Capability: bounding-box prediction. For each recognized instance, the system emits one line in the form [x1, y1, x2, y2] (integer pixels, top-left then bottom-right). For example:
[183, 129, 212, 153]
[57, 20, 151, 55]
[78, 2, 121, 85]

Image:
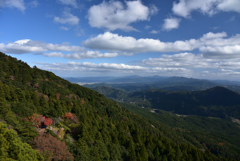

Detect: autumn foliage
[25, 114, 52, 127]
[63, 112, 78, 123]
[30, 114, 43, 127]
[32, 133, 74, 161]
[44, 118, 53, 126]
[63, 112, 74, 119]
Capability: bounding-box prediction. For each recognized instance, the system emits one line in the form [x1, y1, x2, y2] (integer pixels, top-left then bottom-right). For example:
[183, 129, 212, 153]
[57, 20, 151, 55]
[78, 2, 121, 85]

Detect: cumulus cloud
[200, 45, 240, 57]
[172, 0, 240, 18]
[87, 0, 158, 31]
[0, 39, 84, 54]
[2, 31, 240, 63]
[162, 17, 181, 31]
[54, 8, 79, 25]
[58, 0, 78, 8]
[216, 0, 240, 13]
[82, 32, 198, 53]
[199, 32, 240, 59]
[82, 31, 240, 59]
[0, 39, 125, 59]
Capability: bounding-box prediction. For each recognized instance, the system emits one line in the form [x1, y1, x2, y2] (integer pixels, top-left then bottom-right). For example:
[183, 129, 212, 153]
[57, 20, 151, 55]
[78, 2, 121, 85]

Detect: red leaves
[27, 114, 52, 127]
[44, 118, 53, 126]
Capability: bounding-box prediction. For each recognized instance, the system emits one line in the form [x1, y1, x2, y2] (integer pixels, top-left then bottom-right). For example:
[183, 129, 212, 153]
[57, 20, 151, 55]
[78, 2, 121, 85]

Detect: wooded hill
[0, 51, 237, 160]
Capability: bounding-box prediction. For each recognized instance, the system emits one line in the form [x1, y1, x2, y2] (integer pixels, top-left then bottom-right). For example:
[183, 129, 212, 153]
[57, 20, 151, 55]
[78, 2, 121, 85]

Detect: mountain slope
[0, 51, 233, 160]
[119, 102, 240, 160]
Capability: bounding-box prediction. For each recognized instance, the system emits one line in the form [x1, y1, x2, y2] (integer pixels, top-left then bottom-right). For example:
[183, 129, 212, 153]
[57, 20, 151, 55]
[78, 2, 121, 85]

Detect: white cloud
[199, 32, 240, 59]
[82, 32, 198, 53]
[43, 51, 134, 59]
[66, 51, 119, 59]
[37, 61, 147, 73]
[0, 39, 132, 60]
[200, 32, 227, 40]
[58, 0, 78, 8]
[44, 51, 119, 59]
[43, 52, 64, 57]
[35, 61, 191, 77]
[200, 45, 240, 57]
[141, 53, 210, 68]
[82, 31, 240, 59]
[2, 31, 240, 64]
[87, 0, 158, 31]
[1, 0, 26, 12]
[217, 0, 240, 13]
[79, 62, 146, 70]
[162, 17, 181, 31]
[54, 8, 79, 25]
[141, 52, 240, 70]
[0, 39, 84, 54]
[172, 0, 240, 18]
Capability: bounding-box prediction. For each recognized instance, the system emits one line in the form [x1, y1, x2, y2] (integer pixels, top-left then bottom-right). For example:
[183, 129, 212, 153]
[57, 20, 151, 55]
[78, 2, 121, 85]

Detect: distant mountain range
[65, 76, 240, 93]
[91, 85, 240, 119]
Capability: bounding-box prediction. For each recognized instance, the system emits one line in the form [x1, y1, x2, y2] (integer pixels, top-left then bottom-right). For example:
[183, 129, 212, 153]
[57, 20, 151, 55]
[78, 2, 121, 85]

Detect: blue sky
[0, 0, 240, 80]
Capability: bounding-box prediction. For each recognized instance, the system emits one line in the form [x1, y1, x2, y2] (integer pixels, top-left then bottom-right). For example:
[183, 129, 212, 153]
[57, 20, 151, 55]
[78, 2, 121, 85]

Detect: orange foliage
[63, 112, 78, 123]
[63, 112, 74, 119]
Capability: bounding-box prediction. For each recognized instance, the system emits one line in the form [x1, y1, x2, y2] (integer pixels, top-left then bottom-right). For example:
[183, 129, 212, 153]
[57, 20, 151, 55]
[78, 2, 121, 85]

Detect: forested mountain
[0, 51, 238, 160]
[92, 85, 240, 119]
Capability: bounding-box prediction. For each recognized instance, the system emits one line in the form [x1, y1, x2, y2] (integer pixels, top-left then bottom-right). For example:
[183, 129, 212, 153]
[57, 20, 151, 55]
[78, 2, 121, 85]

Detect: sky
[0, 0, 240, 80]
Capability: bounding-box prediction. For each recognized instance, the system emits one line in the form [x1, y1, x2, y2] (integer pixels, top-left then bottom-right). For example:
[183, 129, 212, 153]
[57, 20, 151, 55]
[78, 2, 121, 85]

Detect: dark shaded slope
[94, 85, 240, 119]
[193, 86, 240, 106]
